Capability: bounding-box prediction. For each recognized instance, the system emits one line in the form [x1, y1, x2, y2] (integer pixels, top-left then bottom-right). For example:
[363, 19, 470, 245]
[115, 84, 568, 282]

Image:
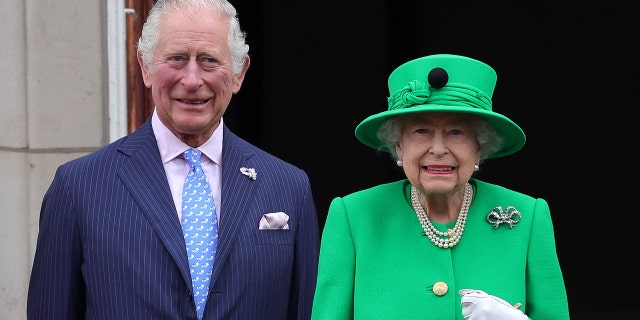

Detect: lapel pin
[240, 167, 257, 180]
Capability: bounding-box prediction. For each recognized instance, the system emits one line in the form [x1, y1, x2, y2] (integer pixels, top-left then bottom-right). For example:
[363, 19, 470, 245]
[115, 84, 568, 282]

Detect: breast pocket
[253, 229, 294, 245]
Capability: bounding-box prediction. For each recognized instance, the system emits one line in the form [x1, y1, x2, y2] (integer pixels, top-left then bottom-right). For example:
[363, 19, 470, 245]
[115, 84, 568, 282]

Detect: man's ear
[137, 51, 153, 88]
[232, 54, 251, 94]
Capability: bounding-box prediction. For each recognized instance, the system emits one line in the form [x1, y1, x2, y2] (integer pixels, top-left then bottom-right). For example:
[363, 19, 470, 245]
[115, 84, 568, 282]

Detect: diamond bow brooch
[486, 206, 521, 228]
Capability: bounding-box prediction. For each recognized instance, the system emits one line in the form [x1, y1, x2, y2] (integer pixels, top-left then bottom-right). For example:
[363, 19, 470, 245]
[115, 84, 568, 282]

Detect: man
[27, 0, 320, 319]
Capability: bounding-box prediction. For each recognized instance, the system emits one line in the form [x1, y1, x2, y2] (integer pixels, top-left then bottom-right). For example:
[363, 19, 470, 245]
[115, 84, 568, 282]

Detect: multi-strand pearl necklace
[411, 183, 472, 248]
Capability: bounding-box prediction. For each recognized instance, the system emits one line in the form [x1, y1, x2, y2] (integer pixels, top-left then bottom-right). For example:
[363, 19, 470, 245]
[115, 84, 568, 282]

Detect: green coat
[312, 179, 569, 320]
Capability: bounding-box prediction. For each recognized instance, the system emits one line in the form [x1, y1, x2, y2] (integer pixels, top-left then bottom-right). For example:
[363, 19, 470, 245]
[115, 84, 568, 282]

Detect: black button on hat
[428, 67, 448, 88]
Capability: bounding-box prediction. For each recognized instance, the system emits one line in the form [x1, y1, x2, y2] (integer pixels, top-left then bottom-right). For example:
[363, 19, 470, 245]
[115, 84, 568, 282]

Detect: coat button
[433, 282, 448, 296]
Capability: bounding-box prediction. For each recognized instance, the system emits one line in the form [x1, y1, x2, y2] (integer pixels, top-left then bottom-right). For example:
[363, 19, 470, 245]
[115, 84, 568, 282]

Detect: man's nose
[181, 60, 203, 89]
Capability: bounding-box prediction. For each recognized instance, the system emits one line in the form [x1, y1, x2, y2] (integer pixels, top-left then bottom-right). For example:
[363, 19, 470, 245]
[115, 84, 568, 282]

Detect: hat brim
[354, 104, 526, 159]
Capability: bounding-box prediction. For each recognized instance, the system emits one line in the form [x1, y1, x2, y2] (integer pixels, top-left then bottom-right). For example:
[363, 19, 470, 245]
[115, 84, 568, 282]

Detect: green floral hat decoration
[355, 54, 526, 159]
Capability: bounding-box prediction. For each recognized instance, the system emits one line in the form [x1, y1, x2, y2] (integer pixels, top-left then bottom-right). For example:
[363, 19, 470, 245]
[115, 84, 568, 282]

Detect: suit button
[433, 282, 448, 296]
[187, 291, 193, 301]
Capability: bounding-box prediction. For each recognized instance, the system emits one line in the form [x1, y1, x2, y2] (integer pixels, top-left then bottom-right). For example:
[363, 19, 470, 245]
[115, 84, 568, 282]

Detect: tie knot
[182, 148, 202, 167]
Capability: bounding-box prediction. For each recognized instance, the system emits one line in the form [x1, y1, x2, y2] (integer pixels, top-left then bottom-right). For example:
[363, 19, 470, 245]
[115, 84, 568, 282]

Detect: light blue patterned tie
[181, 148, 218, 319]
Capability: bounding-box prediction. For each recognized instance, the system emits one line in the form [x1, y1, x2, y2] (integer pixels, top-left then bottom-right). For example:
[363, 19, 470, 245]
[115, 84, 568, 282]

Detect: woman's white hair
[137, 0, 249, 75]
[377, 114, 504, 163]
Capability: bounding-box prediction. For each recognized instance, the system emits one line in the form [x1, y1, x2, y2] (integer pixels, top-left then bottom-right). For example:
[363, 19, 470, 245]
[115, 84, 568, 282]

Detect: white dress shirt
[151, 109, 223, 222]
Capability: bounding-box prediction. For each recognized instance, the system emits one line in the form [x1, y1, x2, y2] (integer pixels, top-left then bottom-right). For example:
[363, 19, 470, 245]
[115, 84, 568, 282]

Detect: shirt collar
[151, 108, 224, 166]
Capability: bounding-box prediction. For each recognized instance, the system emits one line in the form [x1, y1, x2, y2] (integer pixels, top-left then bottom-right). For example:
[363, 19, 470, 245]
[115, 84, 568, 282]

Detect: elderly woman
[311, 54, 569, 319]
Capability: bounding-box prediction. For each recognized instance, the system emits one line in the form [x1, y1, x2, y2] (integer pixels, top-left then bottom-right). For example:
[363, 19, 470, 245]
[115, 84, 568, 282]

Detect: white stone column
[0, 0, 106, 318]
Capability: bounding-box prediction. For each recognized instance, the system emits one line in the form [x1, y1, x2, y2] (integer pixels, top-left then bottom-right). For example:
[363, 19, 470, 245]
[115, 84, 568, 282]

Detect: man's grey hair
[137, 0, 249, 75]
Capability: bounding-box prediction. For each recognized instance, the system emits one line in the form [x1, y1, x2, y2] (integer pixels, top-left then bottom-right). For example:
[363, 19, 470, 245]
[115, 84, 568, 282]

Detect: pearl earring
[474, 163, 480, 171]
[397, 160, 403, 167]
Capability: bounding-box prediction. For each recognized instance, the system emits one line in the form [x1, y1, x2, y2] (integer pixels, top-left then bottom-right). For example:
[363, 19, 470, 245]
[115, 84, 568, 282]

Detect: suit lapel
[209, 127, 257, 285]
[113, 123, 259, 290]
[116, 121, 192, 287]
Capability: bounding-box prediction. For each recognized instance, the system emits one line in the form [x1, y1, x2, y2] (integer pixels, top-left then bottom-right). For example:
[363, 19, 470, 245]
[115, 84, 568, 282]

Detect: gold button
[433, 282, 448, 296]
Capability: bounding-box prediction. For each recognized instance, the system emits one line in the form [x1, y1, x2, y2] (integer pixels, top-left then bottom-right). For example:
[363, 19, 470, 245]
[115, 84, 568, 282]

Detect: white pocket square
[259, 212, 289, 230]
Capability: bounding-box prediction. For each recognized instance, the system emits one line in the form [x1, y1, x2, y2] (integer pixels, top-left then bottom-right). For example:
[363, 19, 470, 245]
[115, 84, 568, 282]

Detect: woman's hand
[459, 289, 529, 320]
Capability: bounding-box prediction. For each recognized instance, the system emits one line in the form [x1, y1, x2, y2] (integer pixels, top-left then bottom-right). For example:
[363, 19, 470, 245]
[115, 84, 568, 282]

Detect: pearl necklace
[411, 183, 472, 248]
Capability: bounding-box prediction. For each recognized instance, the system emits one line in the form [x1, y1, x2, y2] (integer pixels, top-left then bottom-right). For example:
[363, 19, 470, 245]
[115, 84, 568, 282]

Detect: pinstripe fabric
[27, 119, 320, 320]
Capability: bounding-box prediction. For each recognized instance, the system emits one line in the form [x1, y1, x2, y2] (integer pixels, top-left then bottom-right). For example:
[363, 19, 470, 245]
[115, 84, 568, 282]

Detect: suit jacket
[311, 179, 569, 320]
[27, 119, 320, 320]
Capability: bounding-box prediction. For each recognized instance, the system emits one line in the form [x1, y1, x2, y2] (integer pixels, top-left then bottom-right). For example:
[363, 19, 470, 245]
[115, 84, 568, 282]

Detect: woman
[311, 54, 569, 319]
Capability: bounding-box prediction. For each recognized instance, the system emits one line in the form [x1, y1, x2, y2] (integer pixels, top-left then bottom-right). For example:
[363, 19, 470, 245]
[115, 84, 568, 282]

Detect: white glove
[459, 289, 529, 320]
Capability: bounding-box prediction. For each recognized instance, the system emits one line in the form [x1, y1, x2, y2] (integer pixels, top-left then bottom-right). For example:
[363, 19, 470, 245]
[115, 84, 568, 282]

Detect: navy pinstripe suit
[27, 119, 320, 319]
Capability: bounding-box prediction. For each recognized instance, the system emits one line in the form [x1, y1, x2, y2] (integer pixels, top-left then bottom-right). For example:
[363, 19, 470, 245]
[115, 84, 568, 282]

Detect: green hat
[355, 54, 526, 159]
